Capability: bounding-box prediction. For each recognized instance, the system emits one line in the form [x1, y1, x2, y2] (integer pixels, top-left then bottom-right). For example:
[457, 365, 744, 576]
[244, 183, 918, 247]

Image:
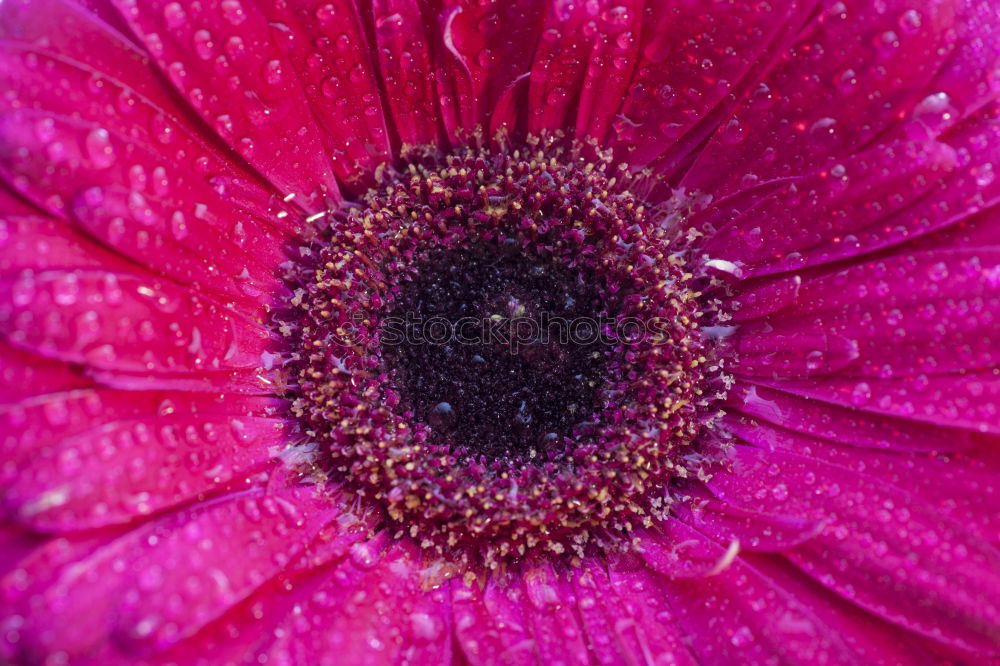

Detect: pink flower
[1, 0, 999, 664]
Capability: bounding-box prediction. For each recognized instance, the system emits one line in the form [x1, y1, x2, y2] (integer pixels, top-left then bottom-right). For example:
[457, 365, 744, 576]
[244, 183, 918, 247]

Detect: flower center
[382, 244, 611, 461]
[281, 139, 727, 567]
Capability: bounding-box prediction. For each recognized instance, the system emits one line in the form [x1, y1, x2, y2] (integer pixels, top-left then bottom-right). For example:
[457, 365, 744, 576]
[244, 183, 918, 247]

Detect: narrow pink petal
[0, 0, 298, 229]
[646, 521, 861, 665]
[738, 248, 1000, 377]
[740, 554, 944, 666]
[574, 559, 700, 666]
[730, 420, 1000, 548]
[264, 540, 453, 666]
[525, 3, 593, 134]
[754, 371, 1000, 434]
[432, 0, 546, 143]
[372, 0, 441, 148]
[257, 0, 392, 191]
[611, 0, 816, 170]
[0, 215, 135, 273]
[570, 0, 643, 142]
[109, 0, 340, 206]
[731, 331, 859, 377]
[700, 141, 957, 274]
[0, 110, 289, 314]
[517, 561, 590, 665]
[0, 342, 89, 404]
[682, 0, 963, 200]
[677, 497, 826, 553]
[709, 445, 1000, 655]
[724, 385, 981, 452]
[5, 485, 338, 662]
[3, 392, 288, 531]
[637, 517, 744, 580]
[112, 486, 340, 654]
[452, 574, 535, 666]
[0, 268, 274, 383]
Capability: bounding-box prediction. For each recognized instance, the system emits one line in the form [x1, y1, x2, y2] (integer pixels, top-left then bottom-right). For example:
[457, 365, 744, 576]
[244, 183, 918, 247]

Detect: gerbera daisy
[1, 0, 999, 664]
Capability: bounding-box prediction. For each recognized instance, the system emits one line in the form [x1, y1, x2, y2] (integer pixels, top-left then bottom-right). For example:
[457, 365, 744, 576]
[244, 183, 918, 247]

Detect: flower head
[1, 0, 999, 664]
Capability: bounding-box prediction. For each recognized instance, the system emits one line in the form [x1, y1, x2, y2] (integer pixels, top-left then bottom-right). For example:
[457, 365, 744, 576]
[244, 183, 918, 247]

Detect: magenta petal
[0, 268, 273, 381]
[637, 517, 742, 579]
[573, 560, 699, 666]
[569, 0, 643, 142]
[644, 522, 860, 666]
[0, 342, 89, 404]
[3, 485, 340, 661]
[452, 573, 534, 666]
[256, 0, 392, 190]
[740, 248, 1000, 377]
[709, 445, 1000, 655]
[724, 384, 981, 452]
[372, 0, 441, 148]
[683, 0, 962, 199]
[678, 498, 826, 553]
[0, 215, 134, 274]
[3, 396, 288, 531]
[700, 141, 958, 275]
[433, 0, 546, 143]
[0, 111, 289, 313]
[517, 561, 590, 665]
[731, 420, 1000, 548]
[754, 372, 1000, 434]
[264, 540, 452, 666]
[525, 3, 593, 135]
[611, 0, 815, 171]
[731, 331, 859, 377]
[739, 554, 945, 666]
[109, 0, 340, 206]
[1, 389, 275, 483]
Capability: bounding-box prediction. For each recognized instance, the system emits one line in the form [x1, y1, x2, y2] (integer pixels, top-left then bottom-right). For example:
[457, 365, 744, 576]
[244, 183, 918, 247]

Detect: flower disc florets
[283, 137, 728, 567]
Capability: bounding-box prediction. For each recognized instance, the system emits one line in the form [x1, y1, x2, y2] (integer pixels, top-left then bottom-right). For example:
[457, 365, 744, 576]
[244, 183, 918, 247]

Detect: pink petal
[676, 497, 826, 553]
[0, 268, 275, 387]
[525, 2, 593, 134]
[753, 371, 1000, 434]
[264, 540, 453, 666]
[0, 110, 289, 314]
[731, 331, 859, 377]
[372, 0, 441, 148]
[517, 561, 590, 665]
[452, 573, 534, 666]
[731, 418, 1000, 548]
[573, 560, 699, 666]
[700, 141, 958, 275]
[433, 0, 546, 143]
[109, 0, 340, 206]
[682, 0, 963, 199]
[610, 0, 816, 171]
[738, 248, 1000, 377]
[256, 0, 392, 191]
[709, 445, 1000, 655]
[570, 0, 643, 142]
[725, 384, 981, 452]
[0, 215, 134, 273]
[6, 485, 340, 661]
[3, 391, 288, 531]
[646, 521, 860, 665]
[0, 0, 298, 228]
[739, 554, 944, 666]
[0, 342, 89, 403]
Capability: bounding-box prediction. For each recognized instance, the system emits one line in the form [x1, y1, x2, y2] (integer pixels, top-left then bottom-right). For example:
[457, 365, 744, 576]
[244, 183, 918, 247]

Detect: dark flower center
[382, 244, 611, 461]
[280, 139, 728, 567]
